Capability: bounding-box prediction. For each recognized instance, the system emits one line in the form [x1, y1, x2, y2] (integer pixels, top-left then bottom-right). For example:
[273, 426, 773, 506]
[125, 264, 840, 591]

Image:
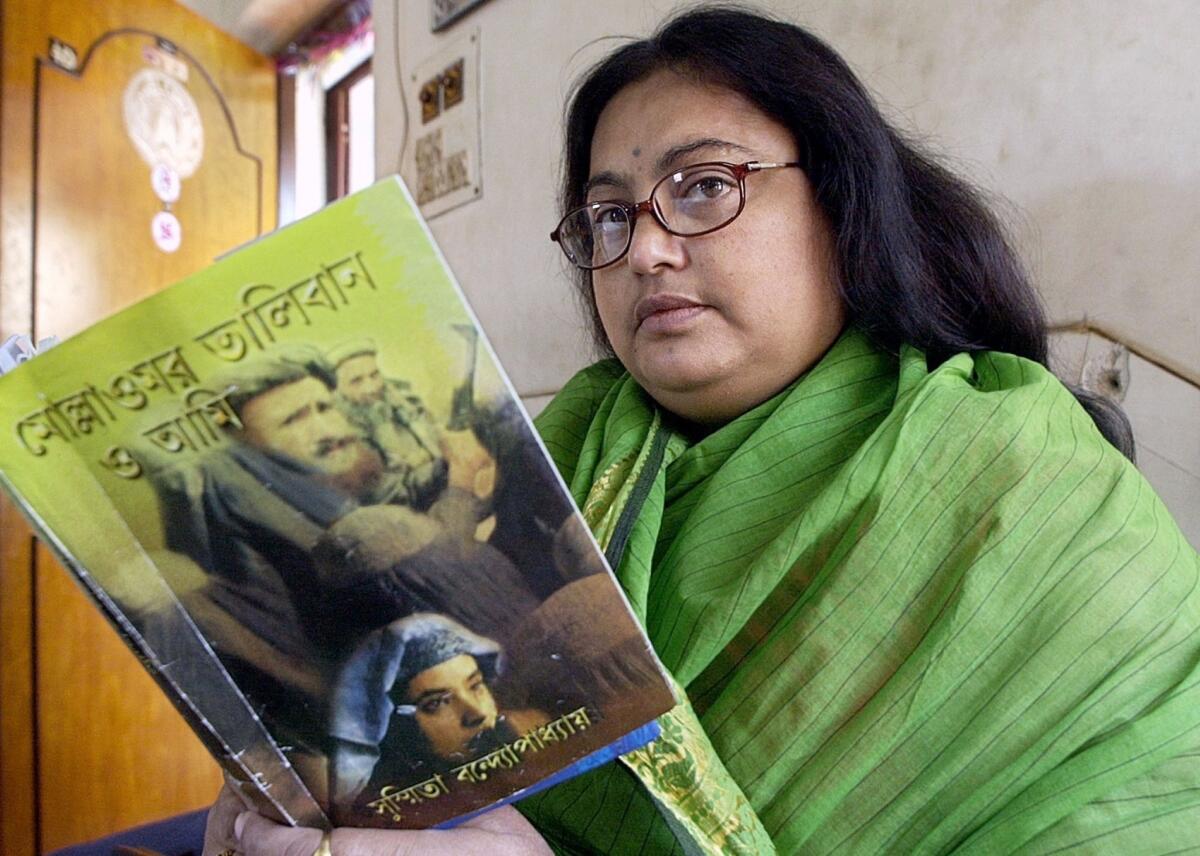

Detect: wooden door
[0, 1, 277, 852]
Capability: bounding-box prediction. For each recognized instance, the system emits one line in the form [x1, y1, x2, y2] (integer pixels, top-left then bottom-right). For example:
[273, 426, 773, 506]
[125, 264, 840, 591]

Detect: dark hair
[561, 4, 1134, 458]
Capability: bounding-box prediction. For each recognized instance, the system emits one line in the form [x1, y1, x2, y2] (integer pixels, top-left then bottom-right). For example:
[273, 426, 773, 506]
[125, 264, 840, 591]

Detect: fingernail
[234, 811, 249, 842]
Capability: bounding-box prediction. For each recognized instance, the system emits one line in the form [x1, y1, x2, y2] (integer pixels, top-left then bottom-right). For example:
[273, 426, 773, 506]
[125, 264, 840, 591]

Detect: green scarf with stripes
[519, 328, 1200, 854]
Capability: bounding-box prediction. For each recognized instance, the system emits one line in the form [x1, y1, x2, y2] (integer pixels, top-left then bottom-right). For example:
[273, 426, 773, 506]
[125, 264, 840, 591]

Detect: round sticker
[151, 211, 182, 253]
[151, 163, 181, 203]
[123, 68, 204, 177]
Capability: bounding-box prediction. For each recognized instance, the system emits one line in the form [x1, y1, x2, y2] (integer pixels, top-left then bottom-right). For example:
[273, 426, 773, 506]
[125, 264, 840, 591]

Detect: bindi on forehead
[632, 146, 641, 158]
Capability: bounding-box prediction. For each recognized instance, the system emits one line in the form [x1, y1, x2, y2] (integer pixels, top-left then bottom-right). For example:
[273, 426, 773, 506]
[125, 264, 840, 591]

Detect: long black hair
[561, 4, 1134, 458]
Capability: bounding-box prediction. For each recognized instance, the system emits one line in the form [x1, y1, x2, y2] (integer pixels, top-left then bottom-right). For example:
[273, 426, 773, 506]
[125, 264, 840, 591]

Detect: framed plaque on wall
[431, 0, 492, 32]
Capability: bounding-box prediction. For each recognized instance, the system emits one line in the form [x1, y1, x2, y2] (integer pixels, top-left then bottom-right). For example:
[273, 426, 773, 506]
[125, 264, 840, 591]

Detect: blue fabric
[48, 808, 208, 856]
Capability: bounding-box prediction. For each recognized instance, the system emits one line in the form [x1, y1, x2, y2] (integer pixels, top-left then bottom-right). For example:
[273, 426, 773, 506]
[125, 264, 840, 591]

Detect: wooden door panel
[1, 1, 277, 851]
[32, 30, 260, 853]
[34, 544, 225, 851]
[36, 30, 263, 339]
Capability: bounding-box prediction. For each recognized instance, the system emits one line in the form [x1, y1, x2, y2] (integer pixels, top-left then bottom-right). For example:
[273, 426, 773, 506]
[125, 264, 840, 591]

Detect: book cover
[0, 177, 676, 829]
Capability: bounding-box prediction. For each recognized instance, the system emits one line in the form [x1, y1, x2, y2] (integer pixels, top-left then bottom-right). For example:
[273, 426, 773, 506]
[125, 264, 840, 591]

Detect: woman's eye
[682, 176, 731, 200]
[594, 206, 625, 225]
[418, 694, 449, 714]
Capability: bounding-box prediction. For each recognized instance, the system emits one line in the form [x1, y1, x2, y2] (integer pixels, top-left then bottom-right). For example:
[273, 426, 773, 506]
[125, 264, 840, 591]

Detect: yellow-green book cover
[0, 177, 675, 829]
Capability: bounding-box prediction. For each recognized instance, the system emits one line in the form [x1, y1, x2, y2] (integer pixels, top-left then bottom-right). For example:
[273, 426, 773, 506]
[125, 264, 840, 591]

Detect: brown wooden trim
[0, 5, 40, 850]
[30, 56, 42, 339]
[0, 2, 33, 852]
[0, 0, 6, 242]
[325, 58, 371, 202]
[0, 2, 35, 344]
[16, 53, 47, 845]
[29, 536, 41, 856]
[278, 71, 297, 224]
[325, 79, 347, 202]
[0, 500, 37, 856]
[1048, 320, 1200, 390]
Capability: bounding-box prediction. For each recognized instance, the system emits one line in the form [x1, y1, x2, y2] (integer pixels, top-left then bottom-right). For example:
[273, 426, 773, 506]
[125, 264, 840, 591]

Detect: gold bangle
[313, 829, 333, 856]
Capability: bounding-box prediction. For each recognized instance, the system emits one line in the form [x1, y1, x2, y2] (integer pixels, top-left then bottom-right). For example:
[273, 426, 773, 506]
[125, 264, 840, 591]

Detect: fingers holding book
[217, 803, 550, 856]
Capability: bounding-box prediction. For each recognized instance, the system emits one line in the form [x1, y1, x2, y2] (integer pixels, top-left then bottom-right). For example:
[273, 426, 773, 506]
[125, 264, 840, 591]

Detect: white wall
[375, 0, 1199, 535]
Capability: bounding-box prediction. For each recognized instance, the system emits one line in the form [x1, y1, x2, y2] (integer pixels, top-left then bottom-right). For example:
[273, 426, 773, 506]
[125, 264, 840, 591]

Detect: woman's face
[587, 70, 845, 425]
[406, 654, 499, 760]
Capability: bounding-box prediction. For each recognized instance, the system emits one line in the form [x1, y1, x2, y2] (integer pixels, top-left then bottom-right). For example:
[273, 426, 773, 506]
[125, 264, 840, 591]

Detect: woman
[208, 7, 1199, 854]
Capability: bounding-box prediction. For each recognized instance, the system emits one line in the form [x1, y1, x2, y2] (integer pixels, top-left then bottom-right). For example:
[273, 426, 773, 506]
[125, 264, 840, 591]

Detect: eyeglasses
[550, 160, 802, 270]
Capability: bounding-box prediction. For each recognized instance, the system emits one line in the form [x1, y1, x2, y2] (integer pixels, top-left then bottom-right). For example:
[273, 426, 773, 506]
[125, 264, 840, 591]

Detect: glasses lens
[557, 203, 630, 269]
[654, 164, 742, 235]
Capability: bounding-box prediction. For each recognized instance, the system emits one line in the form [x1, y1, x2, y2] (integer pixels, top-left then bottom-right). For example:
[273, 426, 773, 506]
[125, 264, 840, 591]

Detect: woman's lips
[634, 294, 708, 334]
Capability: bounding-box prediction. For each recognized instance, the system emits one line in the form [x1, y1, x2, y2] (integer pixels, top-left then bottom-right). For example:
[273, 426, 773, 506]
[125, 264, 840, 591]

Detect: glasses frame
[550, 160, 803, 271]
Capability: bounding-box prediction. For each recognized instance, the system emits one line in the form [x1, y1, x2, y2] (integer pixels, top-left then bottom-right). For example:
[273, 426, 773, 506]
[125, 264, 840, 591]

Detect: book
[0, 177, 677, 830]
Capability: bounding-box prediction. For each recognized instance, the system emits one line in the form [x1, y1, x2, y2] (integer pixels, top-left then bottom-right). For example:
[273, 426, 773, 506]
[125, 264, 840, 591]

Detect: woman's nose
[626, 211, 687, 275]
[458, 699, 487, 728]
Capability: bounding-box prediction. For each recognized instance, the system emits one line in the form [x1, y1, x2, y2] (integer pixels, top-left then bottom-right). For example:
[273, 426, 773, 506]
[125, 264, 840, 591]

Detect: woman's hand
[203, 782, 552, 856]
[203, 782, 251, 856]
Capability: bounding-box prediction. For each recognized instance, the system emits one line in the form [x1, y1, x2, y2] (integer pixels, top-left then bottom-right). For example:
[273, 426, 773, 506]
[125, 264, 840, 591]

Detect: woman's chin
[637, 364, 719, 401]
[638, 371, 741, 425]
[631, 341, 727, 385]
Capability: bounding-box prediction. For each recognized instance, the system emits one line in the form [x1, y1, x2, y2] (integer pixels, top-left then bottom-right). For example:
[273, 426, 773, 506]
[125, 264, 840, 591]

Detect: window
[278, 29, 375, 224]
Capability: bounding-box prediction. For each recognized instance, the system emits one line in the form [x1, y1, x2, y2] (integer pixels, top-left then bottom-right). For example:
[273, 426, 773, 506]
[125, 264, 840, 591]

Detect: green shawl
[520, 329, 1200, 854]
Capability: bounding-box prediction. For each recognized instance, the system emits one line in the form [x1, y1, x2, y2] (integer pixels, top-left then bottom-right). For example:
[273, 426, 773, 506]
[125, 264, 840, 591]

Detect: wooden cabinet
[0, 1, 277, 850]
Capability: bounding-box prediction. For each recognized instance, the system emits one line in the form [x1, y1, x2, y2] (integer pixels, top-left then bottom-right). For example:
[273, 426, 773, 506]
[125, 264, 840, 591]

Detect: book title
[11, 253, 375, 479]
